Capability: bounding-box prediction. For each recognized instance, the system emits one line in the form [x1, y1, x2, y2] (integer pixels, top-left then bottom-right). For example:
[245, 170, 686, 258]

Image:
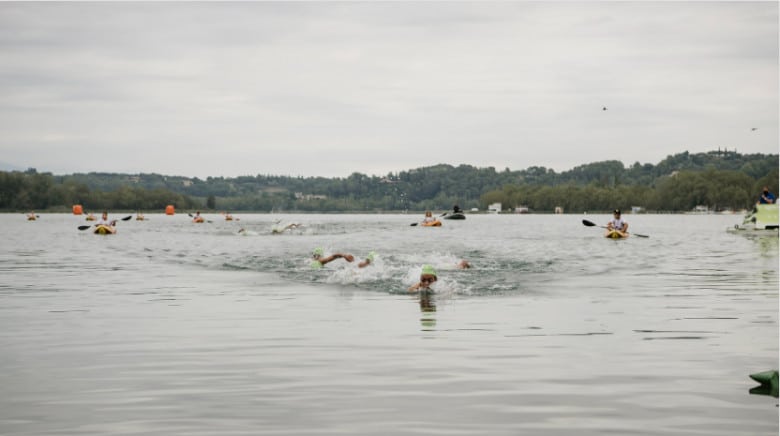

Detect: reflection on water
[0, 213, 776, 435]
[419, 290, 437, 330]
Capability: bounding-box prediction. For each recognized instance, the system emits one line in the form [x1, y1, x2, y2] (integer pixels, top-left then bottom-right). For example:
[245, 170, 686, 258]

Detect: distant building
[515, 206, 529, 214]
[554, 206, 564, 214]
[295, 192, 328, 201]
[488, 203, 502, 214]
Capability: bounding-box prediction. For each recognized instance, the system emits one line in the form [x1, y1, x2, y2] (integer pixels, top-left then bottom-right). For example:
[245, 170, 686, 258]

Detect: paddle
[582, 219, 649, 238]
[78, 222, 116, 230]
[78, 215, 126, 231]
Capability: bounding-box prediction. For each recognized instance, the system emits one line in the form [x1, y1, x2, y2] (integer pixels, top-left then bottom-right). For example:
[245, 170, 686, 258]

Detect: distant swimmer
[751, 127, 758, 131]
[602, 106, 607, 111]
[272, 222, 302, 234]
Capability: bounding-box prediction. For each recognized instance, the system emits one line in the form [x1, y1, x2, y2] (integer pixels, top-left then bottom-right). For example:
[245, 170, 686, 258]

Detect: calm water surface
[0, 213, 777, 435]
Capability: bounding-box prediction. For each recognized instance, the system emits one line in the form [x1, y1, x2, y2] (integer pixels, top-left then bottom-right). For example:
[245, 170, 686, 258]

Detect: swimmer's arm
[319, 253, 354, 265]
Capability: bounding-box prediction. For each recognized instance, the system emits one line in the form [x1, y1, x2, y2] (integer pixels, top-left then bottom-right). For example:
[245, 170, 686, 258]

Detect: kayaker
[606, 209, 628, 234]
[96, 211, 116, 227]
[409, 265, 437, 292]
[452, 204, 463, 214]
[422, 210, 436, 224]
[311, 247, 354, 268]
[759, 186, 776, 204]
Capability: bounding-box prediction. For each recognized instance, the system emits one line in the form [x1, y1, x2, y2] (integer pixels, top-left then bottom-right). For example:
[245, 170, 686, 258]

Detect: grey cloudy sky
[0, 2, 777, 178]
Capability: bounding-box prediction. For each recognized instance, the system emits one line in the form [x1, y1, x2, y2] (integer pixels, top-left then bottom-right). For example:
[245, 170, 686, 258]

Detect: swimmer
[409, 265, 437, 292]
[272, 223, 302, 234]
[358, 252, 376, 268]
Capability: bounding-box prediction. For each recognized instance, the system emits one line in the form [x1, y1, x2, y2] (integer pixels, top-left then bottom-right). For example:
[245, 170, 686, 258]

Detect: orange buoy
[72, 204, 83, 215]
[165, 205, 175, 215]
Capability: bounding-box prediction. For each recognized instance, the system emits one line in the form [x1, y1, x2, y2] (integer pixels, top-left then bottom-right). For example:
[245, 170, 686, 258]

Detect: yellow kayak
[94, 225, 116, 235]
[421, 220, 442, 227]
[605, 229, 628, 239]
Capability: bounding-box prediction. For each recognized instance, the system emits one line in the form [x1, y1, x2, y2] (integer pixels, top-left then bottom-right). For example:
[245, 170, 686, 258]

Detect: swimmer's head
[419, 264, 437, 285]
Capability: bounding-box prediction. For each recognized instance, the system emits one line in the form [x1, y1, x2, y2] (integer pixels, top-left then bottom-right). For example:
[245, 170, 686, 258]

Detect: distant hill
[2, 150, 777, 213]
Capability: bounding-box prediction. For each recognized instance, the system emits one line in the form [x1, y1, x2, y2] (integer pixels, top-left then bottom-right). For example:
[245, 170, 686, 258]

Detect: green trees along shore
[2, 150, 777, 213]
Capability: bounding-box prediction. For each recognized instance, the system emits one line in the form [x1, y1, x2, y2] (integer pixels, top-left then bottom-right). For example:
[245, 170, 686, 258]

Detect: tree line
[1, 150, 777, 213]
[0, 169, 198, 212]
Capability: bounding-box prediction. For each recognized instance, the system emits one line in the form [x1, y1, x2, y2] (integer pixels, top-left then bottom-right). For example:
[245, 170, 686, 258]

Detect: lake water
[0, 212, 777, 435]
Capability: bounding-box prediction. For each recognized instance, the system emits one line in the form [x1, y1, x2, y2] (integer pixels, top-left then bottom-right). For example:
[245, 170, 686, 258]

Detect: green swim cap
[421, 264, 436, 276]
[312, 247, 323, 257]
[366, 251, 376, 262]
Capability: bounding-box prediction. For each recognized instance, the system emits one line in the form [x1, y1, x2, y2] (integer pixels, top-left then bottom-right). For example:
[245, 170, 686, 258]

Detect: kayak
[94, 224, 116, 235]
[731, 204, 779, 231]
[421, 220, 442, 227]
[749, 370, 778, 398]
[444, 212, 466, 220]
[605, 229, 628, 239]
[193, 217, 205, 223]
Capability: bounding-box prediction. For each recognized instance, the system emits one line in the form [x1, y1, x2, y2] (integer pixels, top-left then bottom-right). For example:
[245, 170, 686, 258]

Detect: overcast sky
[0, 2, 777, 178]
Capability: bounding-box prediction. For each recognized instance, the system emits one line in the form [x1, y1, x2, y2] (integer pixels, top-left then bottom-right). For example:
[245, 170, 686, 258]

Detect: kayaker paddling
[606, 209, 628, 238]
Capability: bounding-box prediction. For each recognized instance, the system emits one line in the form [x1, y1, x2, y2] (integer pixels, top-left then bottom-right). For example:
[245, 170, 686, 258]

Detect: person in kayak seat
[96, 211, 116, 227]
[422, 210, 437, 224]
[759, 186, 776, 204]
[606, 209, 628, 234]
